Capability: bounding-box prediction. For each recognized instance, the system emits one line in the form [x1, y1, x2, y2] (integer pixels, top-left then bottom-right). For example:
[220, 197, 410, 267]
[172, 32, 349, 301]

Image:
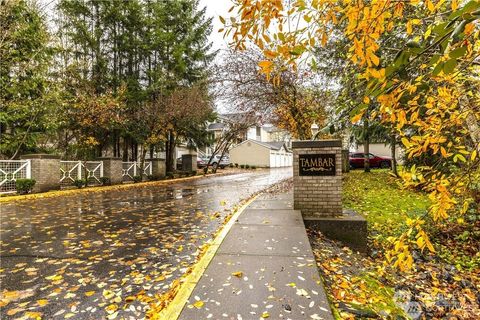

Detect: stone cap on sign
[20, 153, 61, 159]
[292, 140, 342, 148]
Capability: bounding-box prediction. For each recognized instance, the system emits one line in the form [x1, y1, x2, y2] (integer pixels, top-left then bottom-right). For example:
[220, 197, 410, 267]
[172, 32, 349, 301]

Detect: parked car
[349, 153, 392, 169]
[202, 154, 230, 169]
[196, 157, 207, 168]
[176, 156, 207, 170]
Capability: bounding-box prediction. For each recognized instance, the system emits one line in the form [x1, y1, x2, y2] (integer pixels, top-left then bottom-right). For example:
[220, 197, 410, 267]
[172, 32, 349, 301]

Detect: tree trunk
[363, 118, 370, 173]
[113, 131, 117, 157]
[122, 136, 128, 161]
[96, 144, 102, 158]
[117, 135, 121, 158]
[212, 141, 231, 174]
[130, 140, 135, 161]
[165, 131, 176, 173]
[391, 134, 398, 176]
[139, 145, 147, 180]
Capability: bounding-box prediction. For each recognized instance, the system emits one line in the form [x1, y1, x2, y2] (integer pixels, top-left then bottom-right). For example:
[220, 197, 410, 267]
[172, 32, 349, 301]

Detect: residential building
[229, 140, 292, 168]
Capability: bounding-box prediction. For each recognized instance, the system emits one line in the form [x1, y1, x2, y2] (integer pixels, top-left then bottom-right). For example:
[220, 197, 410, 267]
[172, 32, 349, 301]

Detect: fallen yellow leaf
[231, 271, 243, 278]
[37, 299, 48, 306]
[261, 312, 270, 318]
[7, 308, 23, 316]
[193, 300, 204, 309]
[103, 289, 115, 300]
[106, 303, 118, 314]
[45, 274, 63, 281]
[25, 311, 42, 319]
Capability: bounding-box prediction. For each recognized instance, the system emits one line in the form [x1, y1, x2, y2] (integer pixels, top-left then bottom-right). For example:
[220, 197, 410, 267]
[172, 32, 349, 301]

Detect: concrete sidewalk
[178, 193, 334, 320]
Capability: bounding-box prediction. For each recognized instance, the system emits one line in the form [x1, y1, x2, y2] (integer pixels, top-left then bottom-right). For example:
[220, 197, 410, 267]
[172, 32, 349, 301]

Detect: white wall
[230, 141, 271, 167]
[231, 141, 293, 167]
[246, 127, 257, 140]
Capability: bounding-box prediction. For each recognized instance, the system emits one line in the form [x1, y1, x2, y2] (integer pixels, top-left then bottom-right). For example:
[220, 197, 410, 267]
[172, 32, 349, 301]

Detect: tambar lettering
[298, 154, 336, 176]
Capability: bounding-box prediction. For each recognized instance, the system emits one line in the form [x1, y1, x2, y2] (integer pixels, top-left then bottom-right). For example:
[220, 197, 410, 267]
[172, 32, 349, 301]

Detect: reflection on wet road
[0, 168, 291, 319]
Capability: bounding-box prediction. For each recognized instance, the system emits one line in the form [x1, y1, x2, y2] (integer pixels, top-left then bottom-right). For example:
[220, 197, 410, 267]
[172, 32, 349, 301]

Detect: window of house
[256, 126, 261, 136]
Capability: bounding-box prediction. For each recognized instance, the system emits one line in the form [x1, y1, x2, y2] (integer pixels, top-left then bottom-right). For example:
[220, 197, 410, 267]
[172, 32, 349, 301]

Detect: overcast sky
[199, 0, 234, 51]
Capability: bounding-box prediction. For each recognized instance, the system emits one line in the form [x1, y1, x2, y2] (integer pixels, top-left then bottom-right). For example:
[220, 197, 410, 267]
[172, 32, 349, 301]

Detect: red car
[349, 153, 392, 169]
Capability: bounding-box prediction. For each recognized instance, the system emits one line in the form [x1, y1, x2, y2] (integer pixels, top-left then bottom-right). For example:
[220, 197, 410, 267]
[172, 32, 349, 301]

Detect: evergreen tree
[0, 0, 55, 159]
[55, 0, 215, 167]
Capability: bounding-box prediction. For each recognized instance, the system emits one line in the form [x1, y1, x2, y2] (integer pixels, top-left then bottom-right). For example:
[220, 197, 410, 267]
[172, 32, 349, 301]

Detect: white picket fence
[0, 160, 31, 194]
[122, 161, 152, 182]
[1, 158, 154, 194]
[60, 161, 103, 187]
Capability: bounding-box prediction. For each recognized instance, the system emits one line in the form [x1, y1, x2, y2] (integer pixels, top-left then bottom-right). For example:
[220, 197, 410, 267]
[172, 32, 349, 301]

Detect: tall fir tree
[0, 0, 55, 159]
[56, 0, 215, 166]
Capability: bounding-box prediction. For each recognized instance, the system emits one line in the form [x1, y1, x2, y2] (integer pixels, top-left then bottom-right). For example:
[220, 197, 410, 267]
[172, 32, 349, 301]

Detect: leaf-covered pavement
[0, 169, 291, 319]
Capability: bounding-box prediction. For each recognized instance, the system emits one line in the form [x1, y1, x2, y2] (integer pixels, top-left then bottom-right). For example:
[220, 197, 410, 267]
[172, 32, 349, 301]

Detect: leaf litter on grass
[309, 170, 480, 319]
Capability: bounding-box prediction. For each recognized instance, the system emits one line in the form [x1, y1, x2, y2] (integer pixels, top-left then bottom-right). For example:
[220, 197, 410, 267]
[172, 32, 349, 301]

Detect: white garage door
[270, 152, 279, 167]
[270, 152, 293, 167]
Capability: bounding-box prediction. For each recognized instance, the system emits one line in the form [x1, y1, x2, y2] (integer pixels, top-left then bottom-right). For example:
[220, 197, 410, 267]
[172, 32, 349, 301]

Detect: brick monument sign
[292, 139, 367, 253]
[292, 140, 342, 217]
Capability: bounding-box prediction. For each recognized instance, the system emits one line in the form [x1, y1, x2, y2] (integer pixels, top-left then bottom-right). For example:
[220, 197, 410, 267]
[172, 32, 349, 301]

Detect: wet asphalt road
[0, 168, 292, 319]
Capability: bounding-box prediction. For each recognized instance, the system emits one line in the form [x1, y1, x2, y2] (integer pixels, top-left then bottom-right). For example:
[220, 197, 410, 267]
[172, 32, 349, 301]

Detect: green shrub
[245, 164, 250, 169]
[100, 177, 111, 186]
[176, 171, 187, 177]
[166, 172, 174, 179]
[229, 163, 234, 168]
[148, 174, 163, 181]
[132, 175, 142, 183]
[190, 171, 197, 176]
[73, 179, 85, 189]
[240, 164, 245, 169]
[16, 179, 36, 194]
[234, 163, 239, 168]
[251, 165, 257, 170]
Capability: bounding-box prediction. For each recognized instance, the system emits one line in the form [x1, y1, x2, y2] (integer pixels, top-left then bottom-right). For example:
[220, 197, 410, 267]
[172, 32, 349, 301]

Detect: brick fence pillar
[97, 157, 122, 185]
[181, 154, 197, 172]
[20, 154, 61, 193]
[292, 140, 342, 217]
[151, 158, 166, 178]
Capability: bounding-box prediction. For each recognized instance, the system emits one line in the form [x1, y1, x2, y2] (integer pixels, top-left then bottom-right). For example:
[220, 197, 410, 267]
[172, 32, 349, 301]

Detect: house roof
[255, 141, 285, 150]
[207, 123, 225, 131]
[232, 139, 290, 152]
[262, 125, 281, 133]
[207, 112, 259, 131]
